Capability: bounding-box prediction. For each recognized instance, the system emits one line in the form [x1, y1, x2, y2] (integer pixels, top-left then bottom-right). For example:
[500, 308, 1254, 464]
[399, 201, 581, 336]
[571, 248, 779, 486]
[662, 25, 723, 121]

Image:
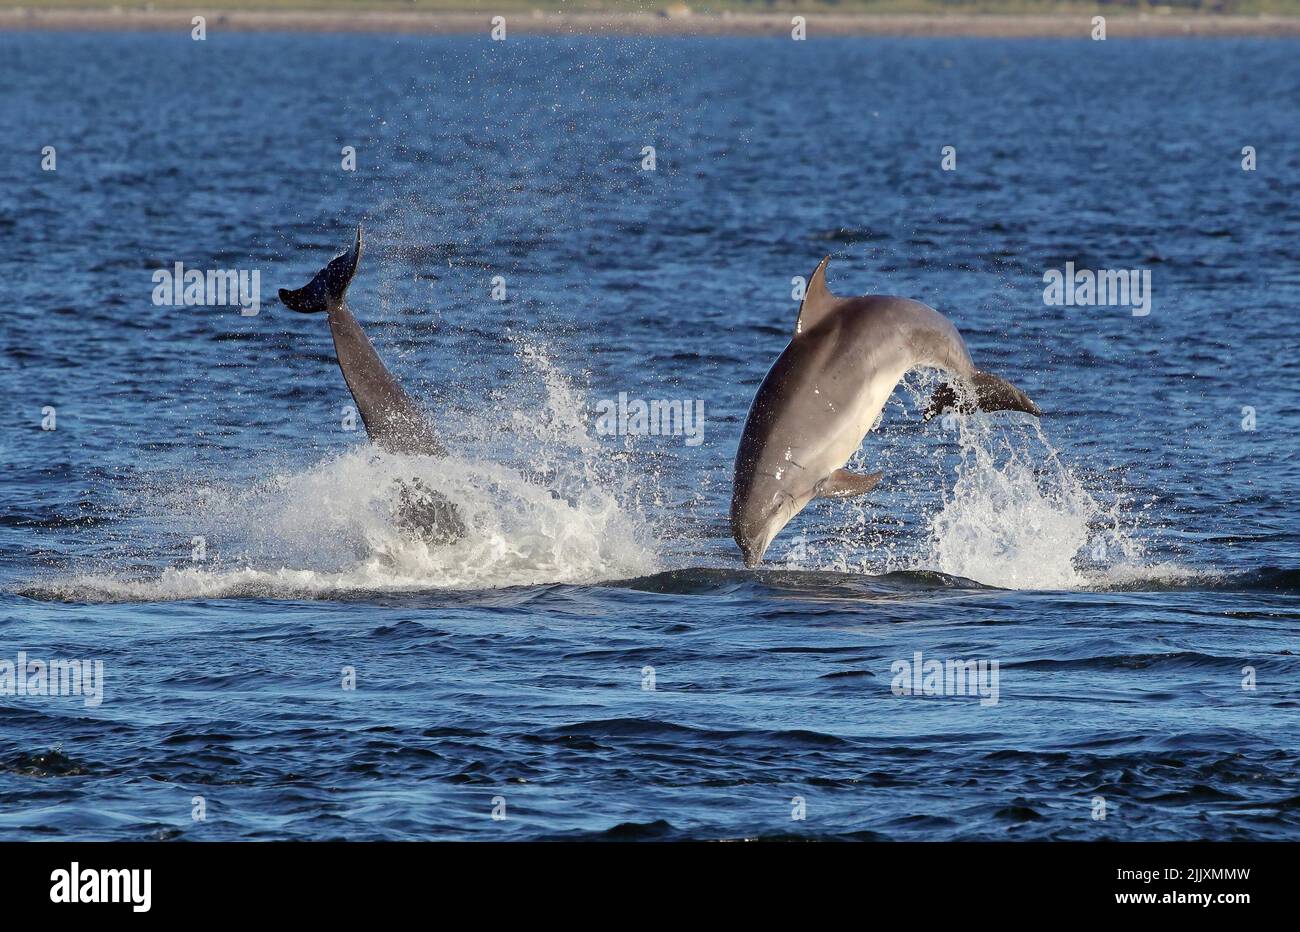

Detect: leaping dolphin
[279, 227, 464, 542]
[730, 257, 1041, 567]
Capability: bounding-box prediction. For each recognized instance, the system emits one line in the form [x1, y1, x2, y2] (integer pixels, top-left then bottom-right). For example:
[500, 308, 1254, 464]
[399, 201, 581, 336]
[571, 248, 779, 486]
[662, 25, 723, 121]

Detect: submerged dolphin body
[279, 227, 464, 542]
[730, 257, 1041, 567]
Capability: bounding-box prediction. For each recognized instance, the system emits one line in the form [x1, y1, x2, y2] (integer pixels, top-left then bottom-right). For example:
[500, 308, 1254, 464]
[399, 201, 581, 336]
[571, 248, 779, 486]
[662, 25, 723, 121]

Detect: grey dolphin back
[279, 226, 446, 457]
[797, 260, 974, 376]
[808, 268, 1040, 421]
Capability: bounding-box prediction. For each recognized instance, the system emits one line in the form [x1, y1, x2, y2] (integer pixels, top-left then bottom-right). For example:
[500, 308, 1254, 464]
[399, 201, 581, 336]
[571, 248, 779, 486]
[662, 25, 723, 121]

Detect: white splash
[817, 373, 1174, 591]
[924, 414, 1142, 589]
[25, 344, 660, 603]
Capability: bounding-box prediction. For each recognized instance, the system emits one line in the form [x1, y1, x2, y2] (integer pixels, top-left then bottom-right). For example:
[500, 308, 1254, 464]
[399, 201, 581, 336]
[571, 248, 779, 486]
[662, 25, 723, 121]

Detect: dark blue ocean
[2, 32, 1299, 840]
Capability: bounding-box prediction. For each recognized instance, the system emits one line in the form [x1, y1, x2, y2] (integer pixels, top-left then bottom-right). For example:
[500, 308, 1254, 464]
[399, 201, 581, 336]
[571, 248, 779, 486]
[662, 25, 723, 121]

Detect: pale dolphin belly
[823, 359, 913, 472]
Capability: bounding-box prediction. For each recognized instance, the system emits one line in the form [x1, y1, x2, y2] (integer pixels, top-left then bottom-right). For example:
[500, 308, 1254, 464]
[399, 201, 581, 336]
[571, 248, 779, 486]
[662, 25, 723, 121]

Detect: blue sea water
[2, 32, 1299, 840]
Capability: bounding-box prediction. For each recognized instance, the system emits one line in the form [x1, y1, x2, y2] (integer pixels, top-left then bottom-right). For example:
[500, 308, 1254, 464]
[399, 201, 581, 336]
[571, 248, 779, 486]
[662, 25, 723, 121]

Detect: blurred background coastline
[4, 1, 1300, 37]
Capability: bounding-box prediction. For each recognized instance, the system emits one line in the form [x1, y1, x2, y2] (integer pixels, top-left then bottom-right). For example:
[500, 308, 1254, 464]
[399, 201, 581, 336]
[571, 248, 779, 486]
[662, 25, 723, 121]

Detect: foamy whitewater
[21, 355, 1176, 602]
[23, 344, 665, 602]
[39, 452, 656, 602]
[924, 415, 1150, 589]
[801, 372, 1167, 591]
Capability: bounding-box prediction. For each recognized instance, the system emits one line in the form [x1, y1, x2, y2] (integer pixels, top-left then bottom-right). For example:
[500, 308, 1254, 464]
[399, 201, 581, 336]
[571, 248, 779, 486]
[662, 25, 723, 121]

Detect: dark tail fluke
[924, 370, 1041, 420]
[971, 370, 1041, 418]
[278, 225, 363, 313]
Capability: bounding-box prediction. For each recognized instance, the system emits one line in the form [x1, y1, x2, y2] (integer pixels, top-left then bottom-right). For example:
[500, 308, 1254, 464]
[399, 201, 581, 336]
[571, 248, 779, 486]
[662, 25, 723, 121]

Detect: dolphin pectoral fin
[819, 468, 883, 499]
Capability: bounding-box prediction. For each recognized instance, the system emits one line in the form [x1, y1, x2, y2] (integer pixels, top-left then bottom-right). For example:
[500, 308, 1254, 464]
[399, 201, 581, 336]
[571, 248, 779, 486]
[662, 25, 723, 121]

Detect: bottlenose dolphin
[280, 227, 464, 542]
[730, 257, 1041, 567]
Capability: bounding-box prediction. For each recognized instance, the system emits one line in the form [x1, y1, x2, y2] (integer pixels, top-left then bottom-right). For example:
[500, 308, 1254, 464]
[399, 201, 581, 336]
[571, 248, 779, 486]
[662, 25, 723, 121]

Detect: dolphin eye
[773, 490, 797, 516]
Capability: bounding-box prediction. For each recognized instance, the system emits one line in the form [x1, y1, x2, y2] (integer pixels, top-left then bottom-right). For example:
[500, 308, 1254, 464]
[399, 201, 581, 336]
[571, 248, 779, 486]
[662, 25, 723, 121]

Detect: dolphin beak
[734, 525, 769, 568]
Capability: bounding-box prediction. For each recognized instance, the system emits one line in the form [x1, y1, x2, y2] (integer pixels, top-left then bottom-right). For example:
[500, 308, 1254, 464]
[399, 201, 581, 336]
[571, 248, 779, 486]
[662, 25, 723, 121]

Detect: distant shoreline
[3, 8, 1300, 38]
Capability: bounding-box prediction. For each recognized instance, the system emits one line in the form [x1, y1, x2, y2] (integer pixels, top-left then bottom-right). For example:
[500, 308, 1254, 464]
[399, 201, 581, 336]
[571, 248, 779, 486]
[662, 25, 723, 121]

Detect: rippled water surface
[2, 33, 1299, 840]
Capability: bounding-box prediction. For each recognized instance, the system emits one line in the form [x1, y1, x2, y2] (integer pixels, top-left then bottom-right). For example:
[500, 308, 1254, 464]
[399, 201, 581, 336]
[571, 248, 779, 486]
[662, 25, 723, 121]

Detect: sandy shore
[2, 7, 1299, 37]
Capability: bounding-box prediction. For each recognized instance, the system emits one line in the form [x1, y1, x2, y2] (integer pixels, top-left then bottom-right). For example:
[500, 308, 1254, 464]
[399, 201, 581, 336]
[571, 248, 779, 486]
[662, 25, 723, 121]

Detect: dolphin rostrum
[280, 226, 464, 542]
[730, 257, 1041, 567]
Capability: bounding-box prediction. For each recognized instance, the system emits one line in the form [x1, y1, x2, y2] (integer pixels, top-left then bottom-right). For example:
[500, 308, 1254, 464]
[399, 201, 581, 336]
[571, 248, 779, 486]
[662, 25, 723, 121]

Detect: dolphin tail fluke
[925, 370, 1041, 419]
[972, 371, 1041, 418]
[278, 225, 363, 313]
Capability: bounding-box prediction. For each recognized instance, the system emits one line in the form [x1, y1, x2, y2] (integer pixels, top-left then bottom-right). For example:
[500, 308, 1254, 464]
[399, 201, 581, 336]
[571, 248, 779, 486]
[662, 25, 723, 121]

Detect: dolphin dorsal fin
[795, 256, 837, 337]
